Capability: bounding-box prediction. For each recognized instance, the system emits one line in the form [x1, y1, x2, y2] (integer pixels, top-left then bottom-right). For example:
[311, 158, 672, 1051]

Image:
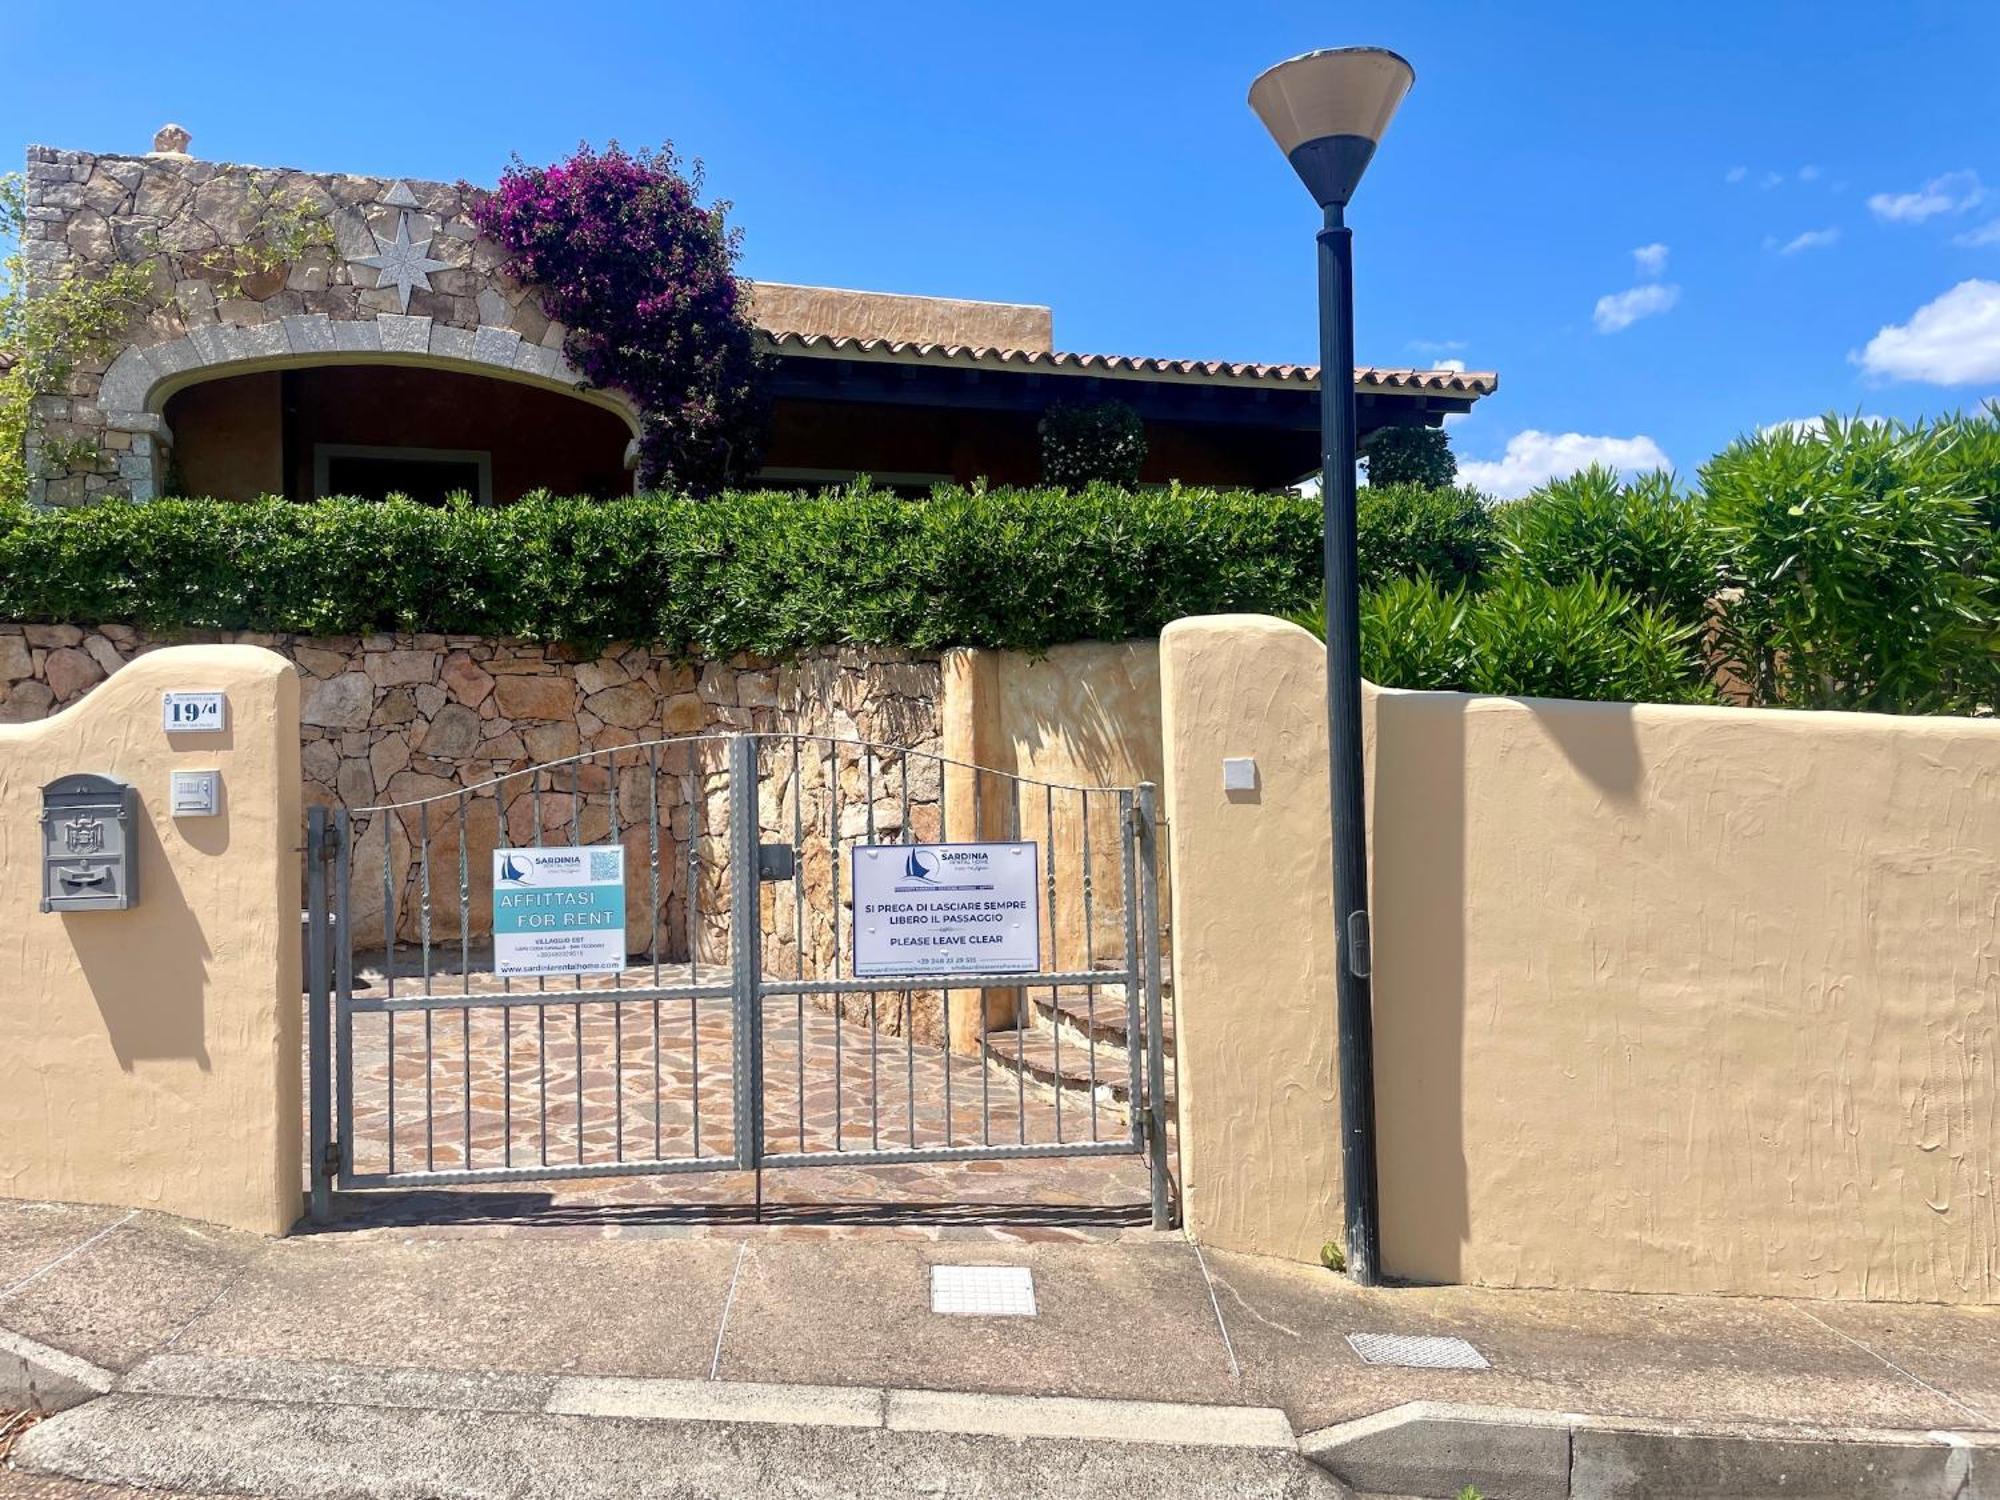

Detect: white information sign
[162, 691, 226, 733]
[851, 841, 1041, 977]
[492, 844, 627, 978]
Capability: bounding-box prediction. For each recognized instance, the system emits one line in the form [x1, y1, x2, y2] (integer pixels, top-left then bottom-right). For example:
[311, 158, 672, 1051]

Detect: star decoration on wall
[357, 210, 450, 313]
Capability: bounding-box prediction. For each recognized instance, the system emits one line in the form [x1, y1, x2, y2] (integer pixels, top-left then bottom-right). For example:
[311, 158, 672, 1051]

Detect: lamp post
[1250, 46, 1414, 1288]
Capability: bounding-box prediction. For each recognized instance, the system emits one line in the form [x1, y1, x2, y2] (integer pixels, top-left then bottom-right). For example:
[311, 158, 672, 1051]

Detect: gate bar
[1118, 790, 1143, 1154]
[332, 808, 355, 1186]
[306, 807, 332, 1224]
[1136, 782, 1174, 1230]
[729, 735, 764, 1173]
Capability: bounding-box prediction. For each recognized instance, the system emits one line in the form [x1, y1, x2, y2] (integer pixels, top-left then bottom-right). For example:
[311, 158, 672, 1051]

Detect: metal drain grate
[930, 1264, 1037, 1317]
[1346, 1332, 1489, 1370]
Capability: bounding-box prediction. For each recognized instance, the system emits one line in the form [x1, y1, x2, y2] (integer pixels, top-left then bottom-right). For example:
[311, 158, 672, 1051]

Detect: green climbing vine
[160, 172, 337, 300]
[1, 173, 155, 504]
[2, 168, 333, 503]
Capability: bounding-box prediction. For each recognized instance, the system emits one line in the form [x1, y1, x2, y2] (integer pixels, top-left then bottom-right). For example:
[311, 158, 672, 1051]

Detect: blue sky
[5, 1, 1997, 495]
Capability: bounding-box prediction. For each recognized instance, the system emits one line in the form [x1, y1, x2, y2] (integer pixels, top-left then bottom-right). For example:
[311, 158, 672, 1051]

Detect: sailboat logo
[498, 852, 535, 885]
[903, 848, 939, 884]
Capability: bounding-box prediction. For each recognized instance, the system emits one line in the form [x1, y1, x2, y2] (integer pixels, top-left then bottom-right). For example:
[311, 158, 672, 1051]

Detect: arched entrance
[164, 363, 637, 503]
[90, 313, 644, 503]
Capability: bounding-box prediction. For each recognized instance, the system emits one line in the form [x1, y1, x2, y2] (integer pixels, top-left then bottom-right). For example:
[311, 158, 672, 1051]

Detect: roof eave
[757, 331, 1498, 400]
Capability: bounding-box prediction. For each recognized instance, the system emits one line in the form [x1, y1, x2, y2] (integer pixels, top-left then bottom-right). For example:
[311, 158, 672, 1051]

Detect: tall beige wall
[1159, 617, 1341, 1264]
[940, 641, 1164, 1053]
[0, 646, 302, 1236]
[1372, 687, 2000, 1303]
[1161, 613, 2000, 1304]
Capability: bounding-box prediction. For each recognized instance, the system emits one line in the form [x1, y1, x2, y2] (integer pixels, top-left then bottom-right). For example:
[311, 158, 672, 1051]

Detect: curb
[18, 1348, 2000, 1498]
[0, 1326, 115, 1414]
[1298, 1400, 1999, 1499]
[109, 1351, 1298, 1450]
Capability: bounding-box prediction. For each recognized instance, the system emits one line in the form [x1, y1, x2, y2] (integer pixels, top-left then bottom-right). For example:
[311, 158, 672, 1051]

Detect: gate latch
[757, 843, 796, 882]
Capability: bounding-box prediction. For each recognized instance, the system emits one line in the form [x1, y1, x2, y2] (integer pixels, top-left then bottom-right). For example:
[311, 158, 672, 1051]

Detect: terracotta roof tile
[761, 330, 1498, 397]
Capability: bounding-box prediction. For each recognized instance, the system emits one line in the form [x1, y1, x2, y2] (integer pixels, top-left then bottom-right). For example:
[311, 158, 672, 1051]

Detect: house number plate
[162, 691, 227, 733]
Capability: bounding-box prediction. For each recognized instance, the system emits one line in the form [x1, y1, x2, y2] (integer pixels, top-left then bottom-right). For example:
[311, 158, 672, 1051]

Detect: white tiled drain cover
[1346, 1332, 1489, 1370]
[930, 1264, 1037, 1317]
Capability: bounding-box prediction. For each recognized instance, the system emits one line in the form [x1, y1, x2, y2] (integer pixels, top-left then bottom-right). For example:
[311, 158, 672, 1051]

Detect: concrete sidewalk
[4, 1198, 1998, 1497]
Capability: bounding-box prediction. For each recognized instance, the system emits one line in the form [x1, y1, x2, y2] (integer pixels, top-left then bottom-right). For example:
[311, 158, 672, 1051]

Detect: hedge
[0, 486, 1330, 655]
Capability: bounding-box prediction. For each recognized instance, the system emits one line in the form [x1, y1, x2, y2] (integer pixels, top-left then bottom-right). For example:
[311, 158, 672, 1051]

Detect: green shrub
[1455, 572, 1714, 703]
[1356, 482, 1497, 589]
[1497, 465, 1719, 622]
[1037, 400, 1147, 489]
[0, 486, 1326, 654]
[1296, 571, 1712, 704]
[1360, 424, 1457, 489]
[1701, 414, 1999, 713]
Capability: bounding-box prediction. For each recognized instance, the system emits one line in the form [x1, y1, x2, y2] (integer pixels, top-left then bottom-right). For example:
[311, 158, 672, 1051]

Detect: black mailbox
[41, 773, 139, 913]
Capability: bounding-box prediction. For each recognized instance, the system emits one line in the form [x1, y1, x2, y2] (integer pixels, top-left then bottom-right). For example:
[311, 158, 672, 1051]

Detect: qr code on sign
[589, 849, 622, 882]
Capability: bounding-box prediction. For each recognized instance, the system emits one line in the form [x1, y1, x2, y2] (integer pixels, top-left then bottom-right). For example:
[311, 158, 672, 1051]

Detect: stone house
[18, 127, 1496, 505]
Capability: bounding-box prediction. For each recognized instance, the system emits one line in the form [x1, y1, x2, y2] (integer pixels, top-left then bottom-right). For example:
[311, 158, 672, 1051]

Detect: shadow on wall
[998, 643, 1164, 791]
[1370, 689, 1645, 1284]
[1528, 696, 1644, 806]
[70, 801, 215, 1072]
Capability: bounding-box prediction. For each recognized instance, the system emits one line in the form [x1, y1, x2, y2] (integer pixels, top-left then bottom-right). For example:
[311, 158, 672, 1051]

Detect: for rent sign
[491, 844, 627, 977]
[850, 841, 1041, 977]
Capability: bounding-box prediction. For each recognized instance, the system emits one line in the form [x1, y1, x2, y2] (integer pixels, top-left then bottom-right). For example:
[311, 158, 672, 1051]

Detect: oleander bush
[1495, 466, 1719, 623]
[1701, 413, 1999, 714]
[1296, 572, 1714, 704]
[1316, 410, 2000, 708]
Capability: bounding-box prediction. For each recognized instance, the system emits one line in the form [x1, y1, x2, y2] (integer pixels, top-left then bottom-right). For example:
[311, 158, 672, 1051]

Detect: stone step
[980, 1025, 1174, 1118]
[1029, 984, 1175, 1062]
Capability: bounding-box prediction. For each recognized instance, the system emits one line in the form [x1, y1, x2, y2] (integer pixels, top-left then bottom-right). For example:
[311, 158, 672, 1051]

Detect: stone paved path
[315, 956, 1163, 1237]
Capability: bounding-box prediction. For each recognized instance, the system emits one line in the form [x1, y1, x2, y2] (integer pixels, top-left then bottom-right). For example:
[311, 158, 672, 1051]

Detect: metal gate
[304, 733, 1173, 1227]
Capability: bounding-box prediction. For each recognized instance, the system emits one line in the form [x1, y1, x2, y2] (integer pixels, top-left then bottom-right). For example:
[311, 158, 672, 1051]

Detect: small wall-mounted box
[170, 769, 220, 817]
[41, 773, 139, 912]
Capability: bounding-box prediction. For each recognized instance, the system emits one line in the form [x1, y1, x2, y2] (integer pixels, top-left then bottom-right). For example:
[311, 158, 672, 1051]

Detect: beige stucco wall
[0, 646, 302, 1236]
[1372, 686, 2000, 1303]
[940, 641, 1164, 1053]
[748, 282, 1053, 352]
[1161, 613, 2000, 1303]
[1159, 617, 1341, 1264]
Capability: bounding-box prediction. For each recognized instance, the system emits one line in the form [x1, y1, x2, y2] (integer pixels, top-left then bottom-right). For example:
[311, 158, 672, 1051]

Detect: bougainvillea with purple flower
[469, 143, 766, 496]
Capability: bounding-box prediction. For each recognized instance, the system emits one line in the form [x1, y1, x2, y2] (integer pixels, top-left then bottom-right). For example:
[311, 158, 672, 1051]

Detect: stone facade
[0, 624, 942, 963]
[18, 141, 636, 505]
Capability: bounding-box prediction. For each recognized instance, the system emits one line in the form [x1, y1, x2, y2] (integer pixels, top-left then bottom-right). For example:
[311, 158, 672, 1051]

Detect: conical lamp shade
[1250, 47, 1414, 207]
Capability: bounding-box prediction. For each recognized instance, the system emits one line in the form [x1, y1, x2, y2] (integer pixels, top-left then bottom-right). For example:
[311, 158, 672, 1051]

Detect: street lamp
[1250, 46, 1414, 1288]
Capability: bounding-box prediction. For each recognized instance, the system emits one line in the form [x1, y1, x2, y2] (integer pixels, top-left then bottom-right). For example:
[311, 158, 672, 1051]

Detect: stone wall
[0, 624, 941, 961]
[19, 139, 635, 505]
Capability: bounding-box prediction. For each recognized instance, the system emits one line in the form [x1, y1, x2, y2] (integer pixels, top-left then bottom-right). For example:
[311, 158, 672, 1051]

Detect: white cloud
[1952, 220, 2000, 248]
[1773, 227, 1840, 255]
[1433, 357, 1467, 372]
[1852, 279, 2000, 385]
[1725, 165, 1748, 185]
[1760, 170, 1785, 190]
[1631, 242, 1670, 278]
[1868, 170, 1984, 224]
[1408, 337, 1467, 355]
[1798, 164, 1823, 183]
[1458, 431, 1672, 499]
[1593, 283, 1681, 333]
